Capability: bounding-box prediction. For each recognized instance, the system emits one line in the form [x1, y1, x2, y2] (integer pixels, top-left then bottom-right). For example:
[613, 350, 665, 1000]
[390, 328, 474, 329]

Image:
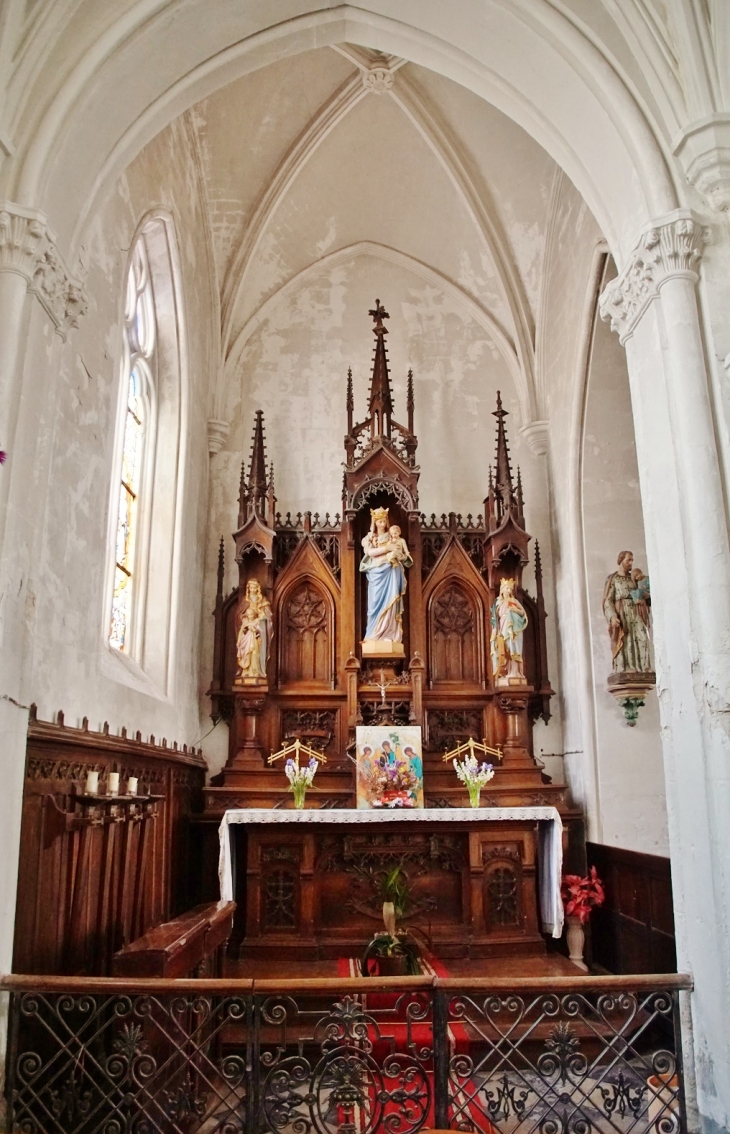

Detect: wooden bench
[111, 900, 235, 978]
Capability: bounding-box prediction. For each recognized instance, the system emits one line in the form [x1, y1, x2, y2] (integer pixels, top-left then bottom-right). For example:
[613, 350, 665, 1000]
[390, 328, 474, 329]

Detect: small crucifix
[377, 668, 397, 706]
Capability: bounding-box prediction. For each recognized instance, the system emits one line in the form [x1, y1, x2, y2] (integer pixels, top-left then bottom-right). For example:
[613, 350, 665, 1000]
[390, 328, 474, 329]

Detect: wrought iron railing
[1, 972, 691, 1133]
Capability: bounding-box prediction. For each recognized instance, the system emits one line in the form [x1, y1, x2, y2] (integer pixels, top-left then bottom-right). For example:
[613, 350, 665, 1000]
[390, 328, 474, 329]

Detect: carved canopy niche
[278, 577, 333, 686]
[429, 580, 484, 686]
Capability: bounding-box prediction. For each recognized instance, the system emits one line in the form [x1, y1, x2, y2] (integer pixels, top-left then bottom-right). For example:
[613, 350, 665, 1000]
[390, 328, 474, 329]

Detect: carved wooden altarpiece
[203, 302, 571, 958]
[207, 301, 559, 814]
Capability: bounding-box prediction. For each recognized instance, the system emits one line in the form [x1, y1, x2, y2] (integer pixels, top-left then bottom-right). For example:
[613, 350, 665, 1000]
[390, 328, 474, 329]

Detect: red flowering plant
[561, 866, 605, 924]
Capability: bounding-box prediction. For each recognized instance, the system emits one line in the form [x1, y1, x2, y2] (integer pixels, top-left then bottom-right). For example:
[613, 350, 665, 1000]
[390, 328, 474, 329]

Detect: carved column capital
[207, 418, 230, 454]
[0, 200, 88, 338]
[599, 210, 710, 343]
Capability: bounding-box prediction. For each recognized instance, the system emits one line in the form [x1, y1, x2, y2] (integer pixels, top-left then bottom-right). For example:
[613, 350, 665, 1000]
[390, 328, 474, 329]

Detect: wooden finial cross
[369, 298, 389, 331]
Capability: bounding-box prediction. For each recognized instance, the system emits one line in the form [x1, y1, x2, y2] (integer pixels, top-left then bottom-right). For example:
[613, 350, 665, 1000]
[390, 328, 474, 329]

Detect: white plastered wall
[581, 260, 668, 855]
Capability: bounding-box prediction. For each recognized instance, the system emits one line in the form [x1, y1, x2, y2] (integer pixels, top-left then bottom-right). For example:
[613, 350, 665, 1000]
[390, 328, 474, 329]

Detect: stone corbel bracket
[607, 671, 656, 727]
[598, 210, 710, 343]
[0, 200, 88, 339]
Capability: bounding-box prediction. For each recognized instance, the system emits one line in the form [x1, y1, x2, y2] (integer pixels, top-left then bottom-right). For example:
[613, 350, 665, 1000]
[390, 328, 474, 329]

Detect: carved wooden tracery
[280, 579, 330, 685]
[430, 581, 481, 685]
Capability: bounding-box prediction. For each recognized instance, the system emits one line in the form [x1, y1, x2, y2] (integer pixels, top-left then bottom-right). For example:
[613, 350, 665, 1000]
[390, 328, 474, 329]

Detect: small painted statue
[236, 579, 273, 681]
[490, 577, 528, 684]
[602, 550, 652, 673]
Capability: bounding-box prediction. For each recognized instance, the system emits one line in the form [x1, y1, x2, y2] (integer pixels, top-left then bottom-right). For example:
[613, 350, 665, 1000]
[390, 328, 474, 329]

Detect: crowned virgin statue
[490, 577, 529, 685]
[236, 579, 273, 683]
[360, 507, 413, 655]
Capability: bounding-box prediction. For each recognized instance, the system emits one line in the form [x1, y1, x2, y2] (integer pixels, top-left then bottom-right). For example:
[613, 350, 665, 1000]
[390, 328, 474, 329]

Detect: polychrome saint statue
[490, 577, 528, 685]
[602, 550, 652, 674]
[236, 579, 273, 682]
[360, 507, 413, 648]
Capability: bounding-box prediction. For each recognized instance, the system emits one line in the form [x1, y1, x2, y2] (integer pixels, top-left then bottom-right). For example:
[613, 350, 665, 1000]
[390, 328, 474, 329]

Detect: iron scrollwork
[5, 982, 687, 1134]
[260, 992, 431, 1134]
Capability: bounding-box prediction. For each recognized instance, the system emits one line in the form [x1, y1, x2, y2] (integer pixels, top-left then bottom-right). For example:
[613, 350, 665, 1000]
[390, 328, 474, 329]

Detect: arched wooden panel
[280, 578, 332, 685]
[429, 580, 482, 686]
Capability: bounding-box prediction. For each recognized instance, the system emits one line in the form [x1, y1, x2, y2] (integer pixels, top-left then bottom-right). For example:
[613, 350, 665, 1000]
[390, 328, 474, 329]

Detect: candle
[85, 770, 99, 795]
[127, 777, 138, 796]
[108, 771, 120, 796]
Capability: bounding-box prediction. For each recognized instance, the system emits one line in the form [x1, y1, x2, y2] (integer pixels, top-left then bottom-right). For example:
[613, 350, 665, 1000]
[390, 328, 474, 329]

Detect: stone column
[0, 203, 89, 969]
[600, 211, 730, 1129]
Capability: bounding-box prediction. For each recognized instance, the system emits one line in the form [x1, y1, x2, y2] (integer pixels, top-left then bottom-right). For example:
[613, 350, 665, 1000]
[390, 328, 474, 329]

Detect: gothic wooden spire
[238, 410, 274, 525]
[493, 390, 514, 513]
[346, 366, 354, 434]
[407, 368, 414, 435]
[367, 298, 393, 438]
[249, 410, 268, 499]
[216, 536, 225, 600]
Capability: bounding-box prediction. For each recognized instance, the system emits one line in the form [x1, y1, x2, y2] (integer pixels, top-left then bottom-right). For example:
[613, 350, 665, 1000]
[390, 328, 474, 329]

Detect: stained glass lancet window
[110, 239, 156, 650]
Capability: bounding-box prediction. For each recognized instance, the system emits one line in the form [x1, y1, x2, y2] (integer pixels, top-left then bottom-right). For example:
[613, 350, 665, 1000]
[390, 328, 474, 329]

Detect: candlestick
[85, 769, 99, 795]
[127, 776, 138, 796]
[108, 771, 120, 796]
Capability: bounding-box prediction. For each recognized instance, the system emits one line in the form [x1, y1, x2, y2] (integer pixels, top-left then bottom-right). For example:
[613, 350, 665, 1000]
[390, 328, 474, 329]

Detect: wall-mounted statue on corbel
[603, 549, 656, 725]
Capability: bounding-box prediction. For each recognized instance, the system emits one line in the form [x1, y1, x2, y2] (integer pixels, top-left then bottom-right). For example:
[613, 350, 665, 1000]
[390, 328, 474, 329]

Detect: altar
[196, 302, 576, 967]
[218, 806, 563, 960]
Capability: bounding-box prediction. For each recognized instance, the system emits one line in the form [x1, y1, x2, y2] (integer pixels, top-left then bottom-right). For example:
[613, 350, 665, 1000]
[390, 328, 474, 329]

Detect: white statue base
[361, 639, 405, 657]
[234, 676, 268, 688]
[495, 675, 528, 687]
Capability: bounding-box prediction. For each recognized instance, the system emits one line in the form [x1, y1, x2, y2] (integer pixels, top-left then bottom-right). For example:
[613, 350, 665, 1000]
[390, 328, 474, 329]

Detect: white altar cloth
[218, 806, 564, 938]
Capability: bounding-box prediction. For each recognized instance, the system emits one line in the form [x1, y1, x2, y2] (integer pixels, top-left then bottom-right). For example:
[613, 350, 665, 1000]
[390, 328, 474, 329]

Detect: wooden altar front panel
[238, 817, 544, 960]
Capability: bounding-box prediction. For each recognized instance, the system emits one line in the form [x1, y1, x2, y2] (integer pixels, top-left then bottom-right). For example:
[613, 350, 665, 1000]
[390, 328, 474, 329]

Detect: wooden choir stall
[199, 300, 577, 968]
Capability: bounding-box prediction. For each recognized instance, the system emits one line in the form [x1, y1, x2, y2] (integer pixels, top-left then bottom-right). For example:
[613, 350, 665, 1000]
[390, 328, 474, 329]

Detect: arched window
[104, 213, 186, 694]
[110, 240, 156, 651]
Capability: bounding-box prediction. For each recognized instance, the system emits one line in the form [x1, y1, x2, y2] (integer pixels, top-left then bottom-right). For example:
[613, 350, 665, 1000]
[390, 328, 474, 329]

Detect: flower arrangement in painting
[561, 866, 605, 924]
[452, 752, 495, 807]
[284, 754, 318, 809]
[370, 759, 418, 808]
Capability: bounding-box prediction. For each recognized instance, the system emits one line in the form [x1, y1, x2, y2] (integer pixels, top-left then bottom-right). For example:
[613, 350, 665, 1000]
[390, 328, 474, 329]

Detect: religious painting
[355, 726, 424, 810]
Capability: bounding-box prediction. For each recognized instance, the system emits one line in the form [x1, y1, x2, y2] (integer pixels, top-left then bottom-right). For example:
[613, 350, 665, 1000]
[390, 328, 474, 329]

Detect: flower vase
[467, 784, 482, 808]
[382, 901, 396, 936]
[565, 914, 588, 971]
[291, 785, 308, 809]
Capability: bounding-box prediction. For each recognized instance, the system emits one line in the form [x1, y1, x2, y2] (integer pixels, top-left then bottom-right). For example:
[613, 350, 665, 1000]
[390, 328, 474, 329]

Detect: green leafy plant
[360, 930, 421, 976]
[377, 865, 411, 920]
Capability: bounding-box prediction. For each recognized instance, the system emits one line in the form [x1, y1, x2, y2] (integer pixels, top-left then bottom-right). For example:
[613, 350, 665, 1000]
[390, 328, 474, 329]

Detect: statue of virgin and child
[236, 579, 273, 682]
[360, 507, 413, 651]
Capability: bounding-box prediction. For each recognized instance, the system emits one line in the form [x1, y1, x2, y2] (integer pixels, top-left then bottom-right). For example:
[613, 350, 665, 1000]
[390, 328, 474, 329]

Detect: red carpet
[333, 957, 491, 1131]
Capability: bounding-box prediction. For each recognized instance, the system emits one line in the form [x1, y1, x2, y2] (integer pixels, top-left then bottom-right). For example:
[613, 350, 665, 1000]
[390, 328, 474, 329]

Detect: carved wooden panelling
[14, 715, 206, 976]
[427, 709, 483, 751]
[429, 582, 481, 685]
[280, 580, 331, 685]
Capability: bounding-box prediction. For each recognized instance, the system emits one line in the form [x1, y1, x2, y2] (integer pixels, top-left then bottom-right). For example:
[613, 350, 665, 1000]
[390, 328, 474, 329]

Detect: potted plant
[360, 930, 422, 976]
[561, 866, 605, 971]
[361, 865, 429, 976]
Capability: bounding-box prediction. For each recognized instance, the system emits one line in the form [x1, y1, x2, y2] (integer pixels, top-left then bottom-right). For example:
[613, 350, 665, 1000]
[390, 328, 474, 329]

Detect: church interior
[1, 3, 730, 1132]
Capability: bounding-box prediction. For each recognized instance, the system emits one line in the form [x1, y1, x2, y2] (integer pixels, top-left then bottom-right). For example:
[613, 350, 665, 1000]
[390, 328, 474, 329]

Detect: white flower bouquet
[453, 752, 495, 808]
[285, 754, 318, 808]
